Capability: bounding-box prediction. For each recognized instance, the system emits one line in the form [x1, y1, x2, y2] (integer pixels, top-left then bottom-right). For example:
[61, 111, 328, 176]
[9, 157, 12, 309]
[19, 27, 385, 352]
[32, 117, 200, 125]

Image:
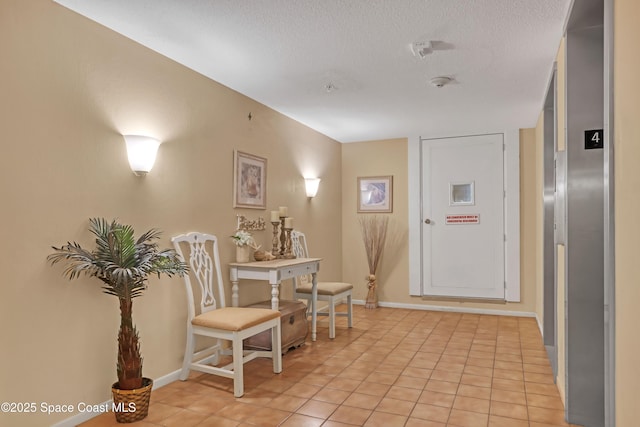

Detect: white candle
[278, 206, 288, 217]
[284, 217, 293, 228]
[270, 211, 279, 222]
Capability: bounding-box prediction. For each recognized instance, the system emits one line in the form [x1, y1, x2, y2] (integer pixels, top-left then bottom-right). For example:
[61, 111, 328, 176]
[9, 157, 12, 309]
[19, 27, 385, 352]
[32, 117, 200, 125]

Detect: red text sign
[446, 214, 480, 225]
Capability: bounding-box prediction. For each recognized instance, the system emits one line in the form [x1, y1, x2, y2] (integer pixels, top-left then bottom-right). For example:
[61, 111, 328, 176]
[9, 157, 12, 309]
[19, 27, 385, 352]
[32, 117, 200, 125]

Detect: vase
[236, 245, 251, 263]
[365, 274, 378, 309]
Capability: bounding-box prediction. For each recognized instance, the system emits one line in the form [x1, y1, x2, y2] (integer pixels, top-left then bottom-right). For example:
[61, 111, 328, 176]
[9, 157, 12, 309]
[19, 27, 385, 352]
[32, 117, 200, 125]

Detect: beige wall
[341, 139, 410, 303]
[519, 128, 539, 315]
[614, 0, 640, 423]
[341, 134, 539, 314]
[0, 1, 341, 426]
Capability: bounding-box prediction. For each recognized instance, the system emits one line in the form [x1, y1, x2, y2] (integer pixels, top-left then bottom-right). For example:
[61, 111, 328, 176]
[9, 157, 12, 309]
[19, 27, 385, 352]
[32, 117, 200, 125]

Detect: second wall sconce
[305, 178, 321, 198]
[123, 135, 161, 176]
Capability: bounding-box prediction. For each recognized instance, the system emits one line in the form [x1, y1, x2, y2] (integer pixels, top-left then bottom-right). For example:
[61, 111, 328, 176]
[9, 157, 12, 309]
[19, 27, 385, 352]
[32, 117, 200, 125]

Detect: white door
[422, 134, 505, 299]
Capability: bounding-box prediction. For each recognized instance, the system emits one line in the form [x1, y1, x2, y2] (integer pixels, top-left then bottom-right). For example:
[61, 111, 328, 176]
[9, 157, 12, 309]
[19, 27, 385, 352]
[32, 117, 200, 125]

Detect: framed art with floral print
[233, 150, 267, 209]
[357, 175, 393, 213]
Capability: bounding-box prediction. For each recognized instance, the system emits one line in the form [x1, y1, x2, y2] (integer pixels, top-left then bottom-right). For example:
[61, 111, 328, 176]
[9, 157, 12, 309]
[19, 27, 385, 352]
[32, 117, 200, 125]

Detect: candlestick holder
[278, 216, 287, 258]
[271, 221, 280, 256]
[283, 227, 295, 259]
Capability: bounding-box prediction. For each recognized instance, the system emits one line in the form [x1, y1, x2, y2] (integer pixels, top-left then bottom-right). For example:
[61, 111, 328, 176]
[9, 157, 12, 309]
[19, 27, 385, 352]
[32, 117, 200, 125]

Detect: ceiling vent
[410, 41, 433, 59]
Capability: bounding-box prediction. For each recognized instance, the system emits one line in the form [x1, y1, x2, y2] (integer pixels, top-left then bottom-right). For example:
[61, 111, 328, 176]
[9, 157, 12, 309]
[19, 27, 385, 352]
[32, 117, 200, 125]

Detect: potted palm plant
[47, 218, 187, 423]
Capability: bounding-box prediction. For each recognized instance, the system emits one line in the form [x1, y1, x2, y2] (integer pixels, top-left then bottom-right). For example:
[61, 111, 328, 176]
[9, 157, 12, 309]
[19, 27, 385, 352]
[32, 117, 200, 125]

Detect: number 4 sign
[585, 129, 604, 150]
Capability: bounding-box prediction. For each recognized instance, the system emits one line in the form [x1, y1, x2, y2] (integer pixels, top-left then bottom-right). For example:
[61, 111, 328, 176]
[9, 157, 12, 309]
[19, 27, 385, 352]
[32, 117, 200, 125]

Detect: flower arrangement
[230, 230, 253, 246]
[230, 230, 260, 249]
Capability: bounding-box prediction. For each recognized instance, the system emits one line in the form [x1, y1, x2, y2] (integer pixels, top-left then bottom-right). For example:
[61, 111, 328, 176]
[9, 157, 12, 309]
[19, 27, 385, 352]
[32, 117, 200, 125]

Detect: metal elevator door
[543, 69, 557, 378]
[564, 1, 606, 424]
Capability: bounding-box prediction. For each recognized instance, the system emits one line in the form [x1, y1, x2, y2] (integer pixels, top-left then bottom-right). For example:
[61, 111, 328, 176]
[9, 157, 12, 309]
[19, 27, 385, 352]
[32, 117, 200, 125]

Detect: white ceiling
[54, 0, 572, 143]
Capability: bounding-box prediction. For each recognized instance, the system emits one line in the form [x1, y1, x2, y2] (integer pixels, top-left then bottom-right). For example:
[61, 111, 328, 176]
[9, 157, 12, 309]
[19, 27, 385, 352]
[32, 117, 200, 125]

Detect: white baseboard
[50, 369, 182, 427]
[353, 299, 537, 318]
[535, 313, 544, 335]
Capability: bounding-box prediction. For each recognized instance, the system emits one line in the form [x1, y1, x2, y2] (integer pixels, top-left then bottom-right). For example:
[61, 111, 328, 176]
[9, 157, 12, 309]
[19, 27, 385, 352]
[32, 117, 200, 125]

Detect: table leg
[230, 267, 239, 307]
[311, 272, 318, 342]
[270, 281, 280, 311]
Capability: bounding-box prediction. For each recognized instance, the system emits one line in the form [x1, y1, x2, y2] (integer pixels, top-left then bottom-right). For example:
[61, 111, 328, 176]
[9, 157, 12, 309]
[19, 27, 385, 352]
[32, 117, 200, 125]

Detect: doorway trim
[421, 134, 505, 299]
[603, 0, 615, 424]
[543, 65, 558, 378]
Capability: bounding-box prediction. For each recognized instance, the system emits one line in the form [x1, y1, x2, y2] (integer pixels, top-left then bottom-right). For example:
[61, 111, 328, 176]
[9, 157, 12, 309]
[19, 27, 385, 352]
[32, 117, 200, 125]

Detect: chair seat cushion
[296, 281, 353, 296]
[192, 307, 280, 331]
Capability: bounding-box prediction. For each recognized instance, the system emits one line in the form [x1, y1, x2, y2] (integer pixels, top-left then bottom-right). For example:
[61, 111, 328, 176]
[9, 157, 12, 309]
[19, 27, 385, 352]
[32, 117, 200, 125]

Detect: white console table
[229, 257, 322, 341]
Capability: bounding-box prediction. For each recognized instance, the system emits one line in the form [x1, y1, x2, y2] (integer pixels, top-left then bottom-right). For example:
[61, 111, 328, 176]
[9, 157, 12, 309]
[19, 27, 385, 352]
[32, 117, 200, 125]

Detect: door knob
[424, 218, 431, 224]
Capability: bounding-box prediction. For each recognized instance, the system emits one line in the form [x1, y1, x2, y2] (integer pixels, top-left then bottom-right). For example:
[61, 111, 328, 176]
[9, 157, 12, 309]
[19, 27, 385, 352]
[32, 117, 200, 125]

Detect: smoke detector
[429, 76, 452, 88]
[410, 41, 433, 59]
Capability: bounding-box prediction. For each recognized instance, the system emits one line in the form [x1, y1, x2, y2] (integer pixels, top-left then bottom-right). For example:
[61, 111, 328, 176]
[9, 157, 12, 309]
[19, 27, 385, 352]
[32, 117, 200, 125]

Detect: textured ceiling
[54, 0, 572, 143]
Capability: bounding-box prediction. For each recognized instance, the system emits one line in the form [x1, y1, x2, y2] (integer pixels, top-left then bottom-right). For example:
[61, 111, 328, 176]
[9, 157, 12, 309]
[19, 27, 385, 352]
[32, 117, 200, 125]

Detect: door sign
[446, 214, 480, 225]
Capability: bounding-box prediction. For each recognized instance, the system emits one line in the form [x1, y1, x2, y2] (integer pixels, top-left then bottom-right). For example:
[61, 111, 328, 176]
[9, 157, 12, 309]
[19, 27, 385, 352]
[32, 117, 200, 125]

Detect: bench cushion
[296, 281, 353, 296]
[192, 307, 280, 331]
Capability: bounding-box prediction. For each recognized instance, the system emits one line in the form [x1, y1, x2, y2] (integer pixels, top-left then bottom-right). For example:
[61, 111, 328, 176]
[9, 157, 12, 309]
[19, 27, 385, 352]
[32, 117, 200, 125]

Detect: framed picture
[357, 175, 393, 213]
[233, 150, 267, 209]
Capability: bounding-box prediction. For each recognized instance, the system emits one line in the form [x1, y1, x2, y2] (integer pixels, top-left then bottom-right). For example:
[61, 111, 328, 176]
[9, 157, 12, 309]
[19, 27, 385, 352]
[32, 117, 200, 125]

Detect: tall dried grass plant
[358, 215, 389, 309]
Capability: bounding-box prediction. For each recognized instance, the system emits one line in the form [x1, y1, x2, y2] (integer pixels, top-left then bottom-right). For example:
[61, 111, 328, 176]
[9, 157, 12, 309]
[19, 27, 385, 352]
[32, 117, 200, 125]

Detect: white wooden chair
[172, 232, 282, 397]
[290, 230, 353, 339]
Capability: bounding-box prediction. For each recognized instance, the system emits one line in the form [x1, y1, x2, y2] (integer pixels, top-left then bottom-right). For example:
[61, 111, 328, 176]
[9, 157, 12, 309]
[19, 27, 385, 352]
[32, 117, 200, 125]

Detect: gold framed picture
[357, 175, 393, 213]
[233, 150, 267, 209]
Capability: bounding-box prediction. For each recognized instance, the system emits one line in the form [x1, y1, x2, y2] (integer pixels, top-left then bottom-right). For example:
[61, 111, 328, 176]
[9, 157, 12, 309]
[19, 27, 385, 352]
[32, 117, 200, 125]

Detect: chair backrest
[172, 232, 225, 321]
[291, 230, 311, 286]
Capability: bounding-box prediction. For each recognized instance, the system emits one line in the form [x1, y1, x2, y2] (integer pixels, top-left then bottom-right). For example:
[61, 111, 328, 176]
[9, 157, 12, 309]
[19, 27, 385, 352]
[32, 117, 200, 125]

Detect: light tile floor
[80, 306, 582, 427]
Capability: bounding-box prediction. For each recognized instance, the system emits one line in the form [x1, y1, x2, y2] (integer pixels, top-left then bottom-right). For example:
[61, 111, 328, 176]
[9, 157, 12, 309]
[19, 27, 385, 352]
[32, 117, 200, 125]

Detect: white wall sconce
[123, 135, 161, 176]
[305, 178, 321, 198]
